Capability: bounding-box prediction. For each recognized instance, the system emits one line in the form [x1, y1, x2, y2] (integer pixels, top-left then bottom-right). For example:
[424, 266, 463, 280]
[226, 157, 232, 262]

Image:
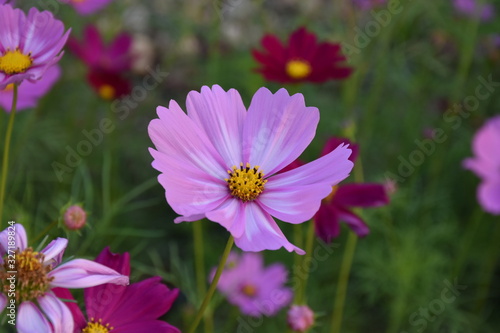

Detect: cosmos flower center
[0, 247, 54, 302]
[323, 185, 339, 203]
[98, 84, 115, 100]
[241, 283, 258, 297]
[225, 163, 267, 202]
[286, 59, 312, 80]
[0, 49, 33, 75]
[82, 318, 114, 333]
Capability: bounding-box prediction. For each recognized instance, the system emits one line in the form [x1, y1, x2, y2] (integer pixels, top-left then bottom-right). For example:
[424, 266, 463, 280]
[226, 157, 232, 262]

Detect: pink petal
[267, 143, 353, 189]
[0, 294, 6, 312]
[334, 206, 370, 237]
[149, 101, 227, 179]
[471, 116, 500, 170]
[49, 259, 129, 289]
[314, 204, 341, 243]
[186, 85, 246, 167]
[206, 198, 245, 238]
[334, 183, 389, 208]
[233, 202, 304, 254]
[38, 292, 74, 333]
[321, 137, 359, 162]
[51, 288, 87, 330]
[243, 87, 319, 175]
[258, 184, 332, 223]
[478, 181, 500, 215]
[0, 222, 28, 255]
[151, 148, 229, 218]
[18, 301, 51, 333]
[41, 237, 68, 267]
[0, 5, 25, 51]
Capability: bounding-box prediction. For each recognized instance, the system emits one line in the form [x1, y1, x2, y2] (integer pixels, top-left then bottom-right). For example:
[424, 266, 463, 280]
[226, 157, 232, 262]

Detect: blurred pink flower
[0, 65, 60, 111]
[213, 251, 292, 317]
[453, 0, 495, 21]
[463, 116, 500, 215]
[148, 85, 354, 253]
[54, 247, 180, 333]
[283, 137, 389, 243]
[353, 0, 387, 10]
[287, 305, 315, 332]
[64, 0, 114, 16]
[63, 204, 87, 230]
[0, 224, 129, 333]
[0, 5, 70, 89]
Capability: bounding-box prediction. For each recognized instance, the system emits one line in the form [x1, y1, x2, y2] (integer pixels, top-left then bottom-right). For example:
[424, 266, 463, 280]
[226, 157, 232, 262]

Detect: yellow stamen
[82, 318, 114, 333]
[241, 284, 257, 297]
[0, 49, 33, 75]
[225, 163, 267, 202]
[323, 185, 339, 204]
[286, 59, 312, 80]
[98, 84, 115, 100]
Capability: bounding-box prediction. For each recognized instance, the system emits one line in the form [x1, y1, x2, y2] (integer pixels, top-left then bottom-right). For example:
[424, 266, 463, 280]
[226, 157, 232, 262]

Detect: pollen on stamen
[225, 162, 267, 202]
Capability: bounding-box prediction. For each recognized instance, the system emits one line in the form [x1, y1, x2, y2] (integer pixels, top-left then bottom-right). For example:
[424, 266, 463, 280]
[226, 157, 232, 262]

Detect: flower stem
[296, 220, 316, 304]
[330, 231, 358, 333]
[193, 221, 213, 333]
[188, 235, 234, 333]
[0, 84, 18, 227]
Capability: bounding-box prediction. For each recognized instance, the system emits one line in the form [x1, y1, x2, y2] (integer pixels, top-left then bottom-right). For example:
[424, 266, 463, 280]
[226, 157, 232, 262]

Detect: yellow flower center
[82, 318, 114, 333]
[0, 248, 54, 302]
[241, 284, 257, 297]
[2, 84, 14, 92]
[323, 185, 339, 204]
[98, 84, 115, 100]
[0, 49, 33, 75]
[285, 59, 312, 80]
[225, 163, 267, 202]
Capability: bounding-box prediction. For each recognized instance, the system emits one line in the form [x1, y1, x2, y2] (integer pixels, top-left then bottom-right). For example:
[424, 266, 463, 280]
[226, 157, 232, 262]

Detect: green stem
[188, 235, 234, 333]
[193, 221, 213, 333]
[293, 223, 304, 304]
[330, 231, 358, 333]
[0, 84, 18, 226]
[296, 220, 316, 304]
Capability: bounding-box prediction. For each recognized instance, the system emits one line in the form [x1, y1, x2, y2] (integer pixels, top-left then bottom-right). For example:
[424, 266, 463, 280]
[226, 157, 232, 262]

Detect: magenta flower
[0, 224, 129, 332]
[0, 65, 60, 111]
[453, 0, 495, 21]
[68, 25, 132, 73]
[54, 247, 180, 333]
[0, 5, 70, 90]
[463, 116, 500, 215]
[287, 305, 315, 332]
[63, 0, 114, 16]
[214, 251, 292, 316]
[148, 85, 354, 253]
[283, 137, 389, 243]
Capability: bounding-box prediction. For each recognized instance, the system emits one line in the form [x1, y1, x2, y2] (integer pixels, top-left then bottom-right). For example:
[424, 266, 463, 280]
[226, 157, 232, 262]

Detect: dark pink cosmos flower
[54, 247, 180, 333]
[285, 137, 389, 243]
[463, 116, 500, 215]
[252, 27, 352, 84]
[68, 25, 132, 73]
[87, 68, 131, 100]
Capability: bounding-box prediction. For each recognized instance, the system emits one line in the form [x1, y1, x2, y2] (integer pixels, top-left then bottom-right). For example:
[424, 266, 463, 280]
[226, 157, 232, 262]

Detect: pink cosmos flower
[214, 251, 292, 317]
[148, 85, 354, 254]
[463, 116, 500, 215]
[0, 5, 70, 90]
[283, 137, 389, 243]
[0, 224, 129, 332]
[54, 247, 180, 333]
[63, 0, 114, 16]
[63, 204, 87, 230]
[0, 65, 60, 111]
[453, 0, 495, 21]
[287, 305, 315, 332]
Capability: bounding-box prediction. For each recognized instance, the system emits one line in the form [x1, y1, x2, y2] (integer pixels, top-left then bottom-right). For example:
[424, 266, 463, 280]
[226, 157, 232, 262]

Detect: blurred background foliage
[2, 0, 500, 332]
